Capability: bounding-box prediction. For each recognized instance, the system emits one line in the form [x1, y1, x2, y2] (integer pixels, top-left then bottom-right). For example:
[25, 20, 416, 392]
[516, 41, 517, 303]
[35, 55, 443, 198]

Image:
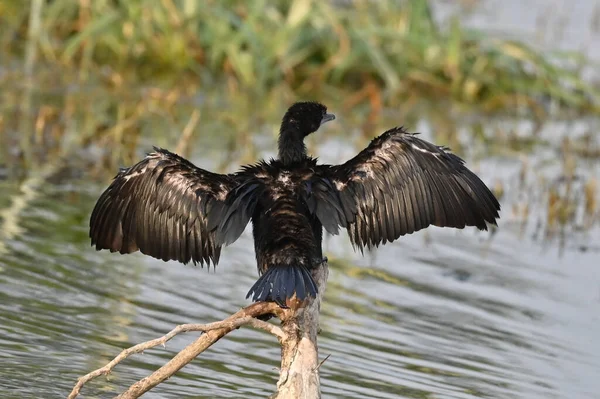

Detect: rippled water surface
[1, 115, 599, 399]
[2, 1, 600, 398]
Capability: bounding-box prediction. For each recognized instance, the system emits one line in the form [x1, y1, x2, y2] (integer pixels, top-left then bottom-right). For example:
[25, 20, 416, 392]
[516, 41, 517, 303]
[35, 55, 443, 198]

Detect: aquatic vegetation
[0, 0, 598, 243]
[1, 0, 598, 116]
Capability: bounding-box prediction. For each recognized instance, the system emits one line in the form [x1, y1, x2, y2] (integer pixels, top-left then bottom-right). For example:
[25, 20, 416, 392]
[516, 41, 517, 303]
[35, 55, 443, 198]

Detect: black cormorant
[90, 102, 500, 307]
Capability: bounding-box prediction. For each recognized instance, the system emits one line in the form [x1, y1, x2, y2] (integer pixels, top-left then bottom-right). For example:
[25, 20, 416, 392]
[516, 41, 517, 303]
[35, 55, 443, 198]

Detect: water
[0, 114, 599, 399]
[2, 1, 600, 398]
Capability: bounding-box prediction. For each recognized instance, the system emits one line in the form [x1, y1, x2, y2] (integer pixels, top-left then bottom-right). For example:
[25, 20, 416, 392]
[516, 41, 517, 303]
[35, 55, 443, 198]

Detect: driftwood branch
[273, 262, 329, 399]
[69, 262, 328, 399]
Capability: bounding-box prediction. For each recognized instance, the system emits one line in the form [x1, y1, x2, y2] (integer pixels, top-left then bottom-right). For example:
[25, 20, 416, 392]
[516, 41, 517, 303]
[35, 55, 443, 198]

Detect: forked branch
[68, 302, 285, 399]
[69, 262, 328, 399]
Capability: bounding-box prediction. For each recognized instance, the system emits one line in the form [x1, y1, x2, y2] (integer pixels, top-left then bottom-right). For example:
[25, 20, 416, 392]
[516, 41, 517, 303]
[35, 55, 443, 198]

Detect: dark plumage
[90, 101, 500, 307]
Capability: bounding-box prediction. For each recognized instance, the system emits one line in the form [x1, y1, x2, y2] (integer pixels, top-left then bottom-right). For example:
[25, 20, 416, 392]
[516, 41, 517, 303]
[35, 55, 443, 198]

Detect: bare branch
[69, 261, 329, 399]
[314, 354, 331, 371]
[68, 302, 282, 399]
[245, 318, 286, 341]
[272, 262, 329, 399]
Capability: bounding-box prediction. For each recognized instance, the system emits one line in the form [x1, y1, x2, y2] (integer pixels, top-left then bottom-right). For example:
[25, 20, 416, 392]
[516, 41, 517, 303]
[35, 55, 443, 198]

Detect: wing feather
[90, 147, 255, 267]
[309, 127, 500, 250]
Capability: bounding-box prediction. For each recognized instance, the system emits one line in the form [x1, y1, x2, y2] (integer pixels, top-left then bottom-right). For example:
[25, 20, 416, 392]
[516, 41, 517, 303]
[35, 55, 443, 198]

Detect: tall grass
[1, 0, 599, 180]
[0, 0, 598, 243]
[1, 0, 598, 115]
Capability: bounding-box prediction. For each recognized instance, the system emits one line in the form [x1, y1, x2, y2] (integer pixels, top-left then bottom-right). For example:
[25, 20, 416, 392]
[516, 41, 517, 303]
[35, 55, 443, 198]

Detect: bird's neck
[278, 128, 307, 165]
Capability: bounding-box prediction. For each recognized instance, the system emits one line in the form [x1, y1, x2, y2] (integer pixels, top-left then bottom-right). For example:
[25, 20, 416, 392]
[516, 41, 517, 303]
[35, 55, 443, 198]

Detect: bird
[89, 101, 500, 307]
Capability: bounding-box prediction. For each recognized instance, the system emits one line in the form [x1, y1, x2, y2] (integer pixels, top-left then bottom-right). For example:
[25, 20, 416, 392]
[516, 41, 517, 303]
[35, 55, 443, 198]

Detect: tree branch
[68, 302, 284, 399]
[69, 261, 329, 399]
[272, 262, 329, 399]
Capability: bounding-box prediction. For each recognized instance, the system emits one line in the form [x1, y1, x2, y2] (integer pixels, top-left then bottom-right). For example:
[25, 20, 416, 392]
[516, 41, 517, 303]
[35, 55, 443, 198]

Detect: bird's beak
[321, 113, 336, 125]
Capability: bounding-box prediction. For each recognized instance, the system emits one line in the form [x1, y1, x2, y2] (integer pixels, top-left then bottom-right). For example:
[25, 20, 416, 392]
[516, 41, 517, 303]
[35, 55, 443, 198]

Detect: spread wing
[90, 147, 255, 266]
[306, 127, 500, 251]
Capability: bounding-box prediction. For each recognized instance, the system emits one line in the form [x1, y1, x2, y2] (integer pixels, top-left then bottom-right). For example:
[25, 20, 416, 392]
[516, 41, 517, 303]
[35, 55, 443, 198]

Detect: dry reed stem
[175, 109, 201, 157]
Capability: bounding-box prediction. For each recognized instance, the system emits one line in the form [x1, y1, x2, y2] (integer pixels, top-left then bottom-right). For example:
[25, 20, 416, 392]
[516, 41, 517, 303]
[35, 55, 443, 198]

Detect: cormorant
[90, 102, 500, 307]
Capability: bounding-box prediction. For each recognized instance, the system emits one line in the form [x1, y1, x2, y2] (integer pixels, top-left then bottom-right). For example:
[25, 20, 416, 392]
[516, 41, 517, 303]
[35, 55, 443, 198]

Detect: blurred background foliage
[1, 0, 599, 163]
[0, 0, 599, 238]
[1, 2, 600, 397]
[2, 0, 597, 109]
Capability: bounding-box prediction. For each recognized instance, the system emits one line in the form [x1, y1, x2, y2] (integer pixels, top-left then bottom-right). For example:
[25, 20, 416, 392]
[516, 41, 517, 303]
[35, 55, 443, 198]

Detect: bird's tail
[246, 264, 318, 307]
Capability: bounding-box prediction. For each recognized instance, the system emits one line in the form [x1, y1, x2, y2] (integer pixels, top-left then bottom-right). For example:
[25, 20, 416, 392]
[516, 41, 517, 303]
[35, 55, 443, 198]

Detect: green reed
[0, 0, 598, 251]
[1, 0, 598, 116]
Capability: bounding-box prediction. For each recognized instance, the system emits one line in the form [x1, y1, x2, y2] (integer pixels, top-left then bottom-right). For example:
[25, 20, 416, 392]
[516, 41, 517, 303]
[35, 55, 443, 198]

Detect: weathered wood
[113, 302, 283, 399]
[272, 262, 329, 399]
[69, 263, 329, 399]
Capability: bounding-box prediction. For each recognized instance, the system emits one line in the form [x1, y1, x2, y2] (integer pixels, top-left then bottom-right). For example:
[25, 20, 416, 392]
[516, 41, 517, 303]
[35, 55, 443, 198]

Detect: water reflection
[1, 115, 599, 399]
[2, 0, 600, 395]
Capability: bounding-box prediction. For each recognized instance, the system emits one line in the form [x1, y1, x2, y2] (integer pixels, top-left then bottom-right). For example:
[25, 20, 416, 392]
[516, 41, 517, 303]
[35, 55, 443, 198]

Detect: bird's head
[280, 102, 335, 137]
